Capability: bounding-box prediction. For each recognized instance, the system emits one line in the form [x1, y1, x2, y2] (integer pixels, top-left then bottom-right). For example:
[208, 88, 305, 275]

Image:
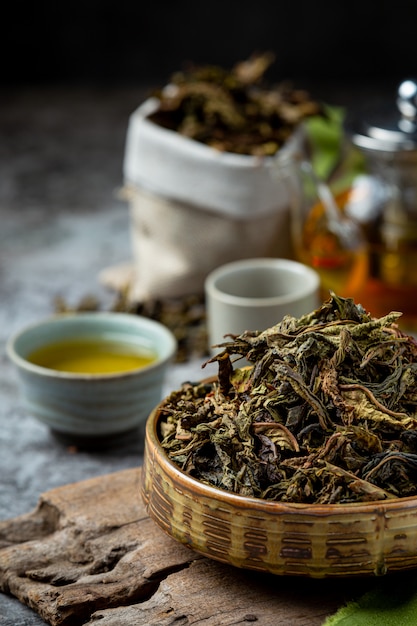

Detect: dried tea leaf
[149, 53, 324, 156]
[159, 293, 417, 503]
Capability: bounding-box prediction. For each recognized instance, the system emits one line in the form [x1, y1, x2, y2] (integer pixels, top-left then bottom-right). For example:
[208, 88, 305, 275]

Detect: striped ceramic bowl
[142, 385, 417, 578]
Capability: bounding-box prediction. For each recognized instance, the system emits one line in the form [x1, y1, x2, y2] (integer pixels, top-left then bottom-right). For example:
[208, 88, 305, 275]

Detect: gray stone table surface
[0, 85, 216, 625]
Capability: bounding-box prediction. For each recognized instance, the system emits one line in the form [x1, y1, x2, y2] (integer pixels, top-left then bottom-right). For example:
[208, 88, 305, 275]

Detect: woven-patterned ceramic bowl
[142, 379, 417, 579]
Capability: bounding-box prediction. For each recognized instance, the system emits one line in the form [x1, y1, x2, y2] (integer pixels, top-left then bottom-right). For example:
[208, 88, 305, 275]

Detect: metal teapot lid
[349, 79, 417, 152]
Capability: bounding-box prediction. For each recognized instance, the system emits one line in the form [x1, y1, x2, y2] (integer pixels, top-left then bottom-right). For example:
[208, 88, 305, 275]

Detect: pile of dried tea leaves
[148, 52, 324, 156]
[159, 293, 417, 504]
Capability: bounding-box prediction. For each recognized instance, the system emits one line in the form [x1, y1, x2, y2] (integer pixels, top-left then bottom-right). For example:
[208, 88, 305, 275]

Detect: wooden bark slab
[0, 468, 373, 625]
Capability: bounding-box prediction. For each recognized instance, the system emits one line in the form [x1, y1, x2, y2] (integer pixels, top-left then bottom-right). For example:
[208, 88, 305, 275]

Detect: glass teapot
[345, 79, 417, 327]
[289, 79, 417, 331]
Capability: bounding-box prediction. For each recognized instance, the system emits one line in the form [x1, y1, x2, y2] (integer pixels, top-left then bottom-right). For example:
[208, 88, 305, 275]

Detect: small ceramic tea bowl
[7, 312, 177, 447]
[142, 380, 417, 579]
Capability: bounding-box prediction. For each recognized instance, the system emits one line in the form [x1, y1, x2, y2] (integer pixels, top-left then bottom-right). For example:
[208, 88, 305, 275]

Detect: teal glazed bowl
[7, 312, 177, 447]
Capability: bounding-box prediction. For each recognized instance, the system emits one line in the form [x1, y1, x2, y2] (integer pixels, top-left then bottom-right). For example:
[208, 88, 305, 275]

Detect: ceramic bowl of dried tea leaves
[142, 293, 417, 578]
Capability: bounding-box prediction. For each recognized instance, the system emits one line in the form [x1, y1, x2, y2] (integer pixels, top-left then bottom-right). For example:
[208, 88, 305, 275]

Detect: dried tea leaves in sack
[148, 52, 322, 156]
[119, 54, 325, 301]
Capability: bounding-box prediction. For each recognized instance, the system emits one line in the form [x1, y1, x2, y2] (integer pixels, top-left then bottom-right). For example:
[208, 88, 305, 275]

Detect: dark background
[3, 0, 416, 95]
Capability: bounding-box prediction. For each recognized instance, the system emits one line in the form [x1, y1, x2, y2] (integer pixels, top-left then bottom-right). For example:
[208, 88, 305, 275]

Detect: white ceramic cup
[205, 258, 320, 351]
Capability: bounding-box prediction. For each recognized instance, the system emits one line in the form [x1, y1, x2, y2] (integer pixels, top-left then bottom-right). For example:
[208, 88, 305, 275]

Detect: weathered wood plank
[0, 469, 198, 625]
[88, 557, 350, 626]
[0, 468, 369, 625]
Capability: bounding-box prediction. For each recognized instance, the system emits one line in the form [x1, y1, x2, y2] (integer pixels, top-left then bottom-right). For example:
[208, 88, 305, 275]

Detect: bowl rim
[146, 379, 417, 516]
[204, 257, 320, 307]
[7, 311, 177, 380]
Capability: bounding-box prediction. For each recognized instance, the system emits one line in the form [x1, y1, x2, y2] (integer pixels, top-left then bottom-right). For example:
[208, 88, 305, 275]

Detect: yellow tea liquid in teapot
[290, 161, 369, 304]
[295, 189, 369, 300]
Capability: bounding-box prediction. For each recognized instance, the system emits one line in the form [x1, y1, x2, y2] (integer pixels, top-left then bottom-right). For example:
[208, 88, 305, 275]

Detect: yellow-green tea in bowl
[7, 312, 177, 448]
[27, 337, 156, 374]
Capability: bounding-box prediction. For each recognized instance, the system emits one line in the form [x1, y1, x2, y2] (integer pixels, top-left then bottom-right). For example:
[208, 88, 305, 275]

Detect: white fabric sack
[105, 98, 301, 302]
